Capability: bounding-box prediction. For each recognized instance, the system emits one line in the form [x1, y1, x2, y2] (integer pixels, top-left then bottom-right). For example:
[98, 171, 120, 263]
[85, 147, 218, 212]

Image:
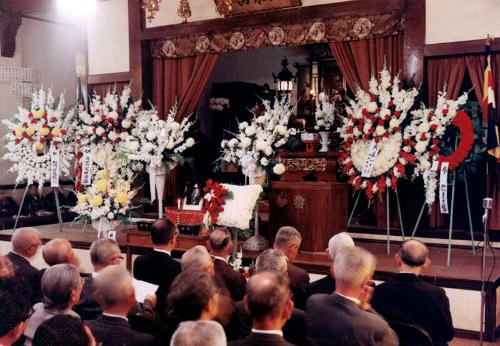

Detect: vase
[319, 131, 330, 152]
[147, 161, 177, 219]
[242, 202, 268, 252]
[92, 216, 119, 239]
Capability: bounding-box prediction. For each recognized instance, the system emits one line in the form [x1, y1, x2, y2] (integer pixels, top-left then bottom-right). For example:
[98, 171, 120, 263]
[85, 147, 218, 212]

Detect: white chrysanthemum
[273, 163, 286, 175]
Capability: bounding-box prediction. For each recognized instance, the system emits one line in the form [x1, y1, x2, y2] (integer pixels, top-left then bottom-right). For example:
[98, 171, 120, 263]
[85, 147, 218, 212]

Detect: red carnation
[40, 137, 46, 143]
[48, 133, 54, 139]
[362, 109, 369, 117]
[101, 133, 106, 138]
[101, 115, 106, 120]
[61, 129, 66, 135]
[432, 139, 440, 145]
[378, 120, 384, 126]
[388, 101, 394, 107]
[23, 132, 28, 138]
[364, 134, 370, 140]
[28, 136, 34, 142]
[370, 95, 376, 101]
[394, 111, 401, 117]
[371, 116, 377, 123]
[347, 126, 353, 132]
[368, 127, 375, 134]
[31, 118, 37, 124]
[383, 132, 389, 138]
[50, 117, 57, 122]
[374, 137, 380, 143]
[442, 108, 449, 115]
[42, 113, 47, 119]
[130, 115, 135, 120]
[430, 124, 438, 131]
[52, 140, 59, 145]
[108, 117, 114, 123]
[118, 115, 124, 120]
[420, 134, 427, 141]
[28, 113, 33, 118]
[15, 139, 20, 144]
[114, 121, 119, 127]
[377, 176, 386, 191]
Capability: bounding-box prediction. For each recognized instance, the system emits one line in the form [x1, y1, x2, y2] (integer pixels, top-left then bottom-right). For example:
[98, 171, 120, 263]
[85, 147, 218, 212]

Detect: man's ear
[395, 253, 402, 266]
[330, 264, 336, 278]
[243, 295, 250, 315]
[325, 249, 332, 261]
[423, 257, 431, 268]
[282, 298, 294, 322]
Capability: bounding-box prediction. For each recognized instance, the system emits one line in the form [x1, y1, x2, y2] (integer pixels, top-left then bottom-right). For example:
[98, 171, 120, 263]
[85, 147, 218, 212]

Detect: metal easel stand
[53, 187, 63, 232]
[410, 173, 476, 263]
[347, 185, 405, 255]
[13, 185, 29, 231]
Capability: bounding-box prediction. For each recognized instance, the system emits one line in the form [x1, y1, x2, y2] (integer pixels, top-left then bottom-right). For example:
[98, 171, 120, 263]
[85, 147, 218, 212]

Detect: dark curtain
[427, 56, 467, 107]
[153, 54, 219, 120]
[330, 34, 404, 92]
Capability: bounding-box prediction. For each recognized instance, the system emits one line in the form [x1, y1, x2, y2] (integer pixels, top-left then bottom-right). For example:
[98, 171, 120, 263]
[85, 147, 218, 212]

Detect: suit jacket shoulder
[74, 277, 102, 320]
[214, 259, 246, 301]
[7, 252, 42, 304]
[229, 332, 296, 346]
[86, 315, 154, 346]
[305, 274, 335, 301]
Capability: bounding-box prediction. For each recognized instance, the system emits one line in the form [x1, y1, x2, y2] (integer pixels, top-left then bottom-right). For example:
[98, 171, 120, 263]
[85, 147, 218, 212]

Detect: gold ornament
[177, 0, 192, 24]
[142, 0, 161, 23]
[214, 0, 233, 17]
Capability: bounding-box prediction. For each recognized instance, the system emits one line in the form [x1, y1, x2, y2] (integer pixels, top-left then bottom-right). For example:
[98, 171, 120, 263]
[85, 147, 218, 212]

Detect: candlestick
[177, 198, 181, 210]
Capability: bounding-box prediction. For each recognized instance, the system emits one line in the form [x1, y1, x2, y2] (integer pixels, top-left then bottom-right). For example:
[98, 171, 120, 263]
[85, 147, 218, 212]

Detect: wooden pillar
[403, 0, 425, 88]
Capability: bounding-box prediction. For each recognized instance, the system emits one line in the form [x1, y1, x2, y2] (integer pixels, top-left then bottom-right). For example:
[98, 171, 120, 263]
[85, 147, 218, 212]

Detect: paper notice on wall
[81, 148, 93, 186]
[11, 81, 33, 97]
[0, 66, 36, 82]
[361, 140, 379, 178]
[439, 162, 449, 214]
[50, 150, 60, 187]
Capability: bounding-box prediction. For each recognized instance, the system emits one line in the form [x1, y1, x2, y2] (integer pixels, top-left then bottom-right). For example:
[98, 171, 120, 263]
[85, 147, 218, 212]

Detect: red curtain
[427, 56, 467, 107]
[153, 54, 219, 120]
[330, 35, 404, 92]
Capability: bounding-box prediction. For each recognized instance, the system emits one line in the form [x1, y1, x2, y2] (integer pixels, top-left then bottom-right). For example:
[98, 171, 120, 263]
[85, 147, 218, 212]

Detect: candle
[177, 198, 181, 210]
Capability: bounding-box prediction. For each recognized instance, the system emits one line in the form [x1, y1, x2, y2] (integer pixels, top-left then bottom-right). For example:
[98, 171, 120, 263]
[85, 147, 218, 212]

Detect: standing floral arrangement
[314, 100, 335, 131]
[220, 97, 296, 180]
[75, 86, 143, 180]
[202, 179, 231, 225]
[2, 88, 74, 188]
[123, 105, 195, 168]
[72, 168, 136, 221]
[338, 66, 418, 199]
[403, 91, 470, 207]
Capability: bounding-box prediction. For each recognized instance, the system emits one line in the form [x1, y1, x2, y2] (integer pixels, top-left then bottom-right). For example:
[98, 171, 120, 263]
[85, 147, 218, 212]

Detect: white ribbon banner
[50, 149, 60, 187]
[439, 162, 449, 214]
[81, 148, 93, 186]
[361, 140, 379, 178]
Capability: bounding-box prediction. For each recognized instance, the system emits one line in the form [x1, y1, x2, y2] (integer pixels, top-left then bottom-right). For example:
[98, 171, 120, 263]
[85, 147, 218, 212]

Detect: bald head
[245, 271, 291, 322]
[398, 240, 429, 268]
[181, 245, 214, 275]
[208, 228, 232, 256]
[11, 227, 41, 258]
[43, 239, 79, 267]
[328, 232, 355, 262]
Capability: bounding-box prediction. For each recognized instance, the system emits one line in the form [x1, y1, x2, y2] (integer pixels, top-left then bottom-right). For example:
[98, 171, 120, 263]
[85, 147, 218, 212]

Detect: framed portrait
[182, 183, 204, 211]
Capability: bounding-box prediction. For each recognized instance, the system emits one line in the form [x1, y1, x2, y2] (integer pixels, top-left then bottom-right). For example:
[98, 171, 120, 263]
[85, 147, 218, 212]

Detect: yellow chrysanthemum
[95, 180, 107, 192]
[77, 194, 88, 204]
[91, 195, 103, 207]
[40, 127, 50, 136]
[115, 192, 128, 205]
[97, 170, 108, 178]
[34, 142, 44, 151]
[14, 128, 24, 138]
[51, 127, 61, 136]
[26, 127, 35, 136]
[34, 110, 44, 119]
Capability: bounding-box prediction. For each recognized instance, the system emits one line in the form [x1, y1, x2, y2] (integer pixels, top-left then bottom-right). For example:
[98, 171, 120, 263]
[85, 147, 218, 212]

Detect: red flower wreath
[437, 110, 474, 171]
[203, 179, 229, 224]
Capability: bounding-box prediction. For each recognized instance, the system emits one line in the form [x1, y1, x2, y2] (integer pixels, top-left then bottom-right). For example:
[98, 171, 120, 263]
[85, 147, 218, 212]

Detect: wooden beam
[88, 72, 131, 85]
[403, 0, 425, 87]
[128, 0, 143, 100]
[424, 38, 500, 57]
[0, 0, 53, 14]
[140, 0, 408, 41]
[0, 12, 22, 57]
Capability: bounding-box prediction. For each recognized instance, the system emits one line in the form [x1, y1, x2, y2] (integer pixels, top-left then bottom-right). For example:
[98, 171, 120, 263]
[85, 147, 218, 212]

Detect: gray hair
[170, 320, 226, 346]
[41, 264, 81, 309]
[328, 232, 355, 261]
[181, 245, 213, 272]
[11, 227, 41, 254]
[274, 226, 301, 248]
[89, 239, 120, 266]
[93, 266, 134, 309]
[334, 247, 375, 289]
[256, 249, 287, 274]
[43, 239, 72, 266]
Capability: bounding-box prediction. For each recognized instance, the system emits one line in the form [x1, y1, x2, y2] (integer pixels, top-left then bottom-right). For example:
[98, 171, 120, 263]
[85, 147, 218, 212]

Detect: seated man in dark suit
[305, 232, 354, 300]
[371, 240, 454, 346]
[155, 269, 220, 345]
[20, 185, 45, 216]
[86, 266, 154, 346]
[0, 289, 31, 346]
[273, 226, 309, 309]
[306, 247, 398, 346]
[208, 227, 246, 301]
[171, 320, 227, 346]
[227, 249, 306, 346]
[230, 271, 295, 346]
[7, 227, 43, 304]
[73, 239, 123, 319]
[133, 219, 181, 316]
[32, 315, 95, 346]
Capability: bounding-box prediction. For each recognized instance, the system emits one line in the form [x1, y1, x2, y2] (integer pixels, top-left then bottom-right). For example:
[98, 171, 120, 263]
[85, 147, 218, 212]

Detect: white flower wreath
[2, 88, 75, 188]
[338, 66, 418, 199]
